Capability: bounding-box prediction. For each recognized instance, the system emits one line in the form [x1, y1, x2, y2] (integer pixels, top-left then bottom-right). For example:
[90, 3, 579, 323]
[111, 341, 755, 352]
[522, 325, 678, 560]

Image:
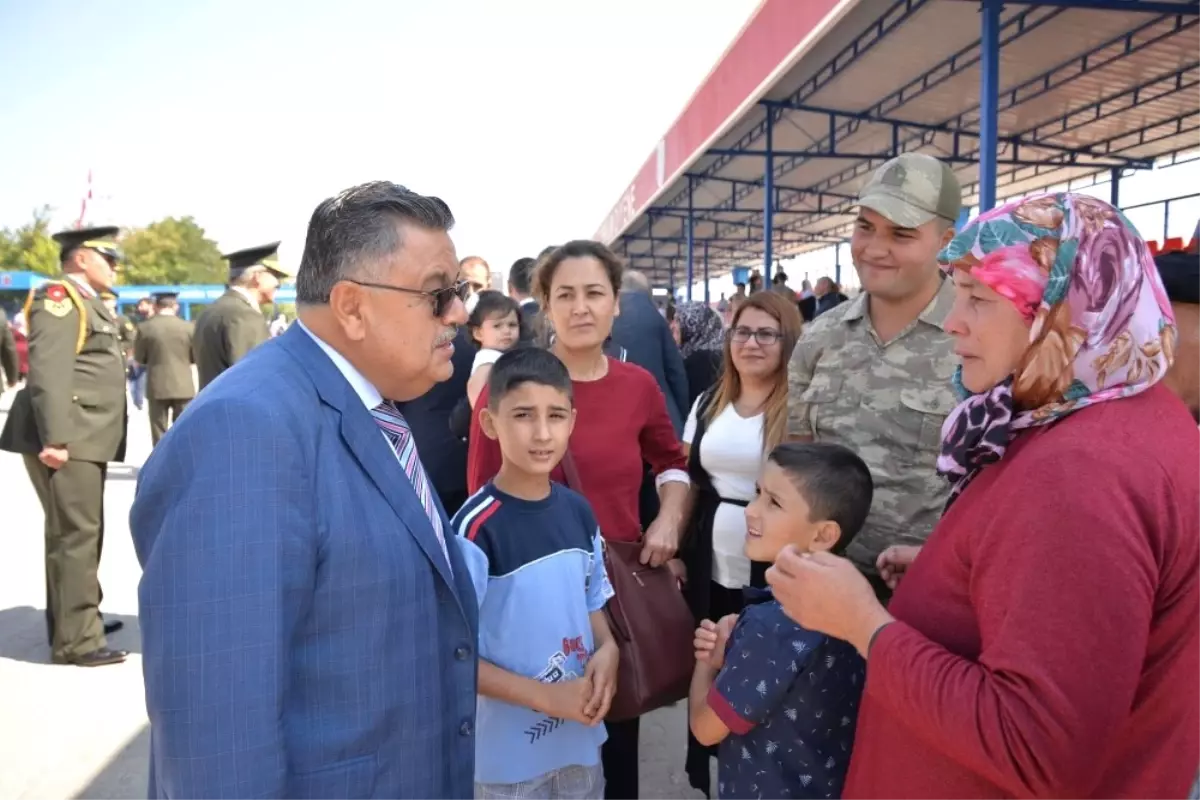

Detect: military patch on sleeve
[43, 297, 73, 317]
[44, 283, 67, 302]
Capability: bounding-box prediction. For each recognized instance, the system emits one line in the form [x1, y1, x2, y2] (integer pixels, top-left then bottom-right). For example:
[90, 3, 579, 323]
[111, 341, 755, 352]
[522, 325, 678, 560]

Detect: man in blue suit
[610, 269, 688, 434]
[131, 181, 479, 799]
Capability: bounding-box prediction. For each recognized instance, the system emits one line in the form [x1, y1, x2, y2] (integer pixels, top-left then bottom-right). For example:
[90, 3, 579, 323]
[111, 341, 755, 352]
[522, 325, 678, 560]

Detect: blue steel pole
[764, 106, 776, 282]
[686, 176, 695, 301]
[1109, 168, 1121, 208]
[978, 0, 1001, 211]
[834, 243, 842, 287]
[703, 241, 711, 306]
[648, 214, 657, 290]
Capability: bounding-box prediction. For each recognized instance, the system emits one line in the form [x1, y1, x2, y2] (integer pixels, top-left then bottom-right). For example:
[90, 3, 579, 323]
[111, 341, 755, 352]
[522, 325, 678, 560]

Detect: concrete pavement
[0, 385, 704, 799]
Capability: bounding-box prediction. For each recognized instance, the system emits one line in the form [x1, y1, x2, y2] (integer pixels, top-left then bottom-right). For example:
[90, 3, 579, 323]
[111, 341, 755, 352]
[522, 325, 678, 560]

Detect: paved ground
[0, 384, 704, 799]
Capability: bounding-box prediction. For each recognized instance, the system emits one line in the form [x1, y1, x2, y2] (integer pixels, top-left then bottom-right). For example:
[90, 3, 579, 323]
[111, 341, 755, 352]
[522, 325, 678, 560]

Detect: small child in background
[467, 290, 521, 408]
[453, 347, 618, 800]
[689, 442, 873, 800]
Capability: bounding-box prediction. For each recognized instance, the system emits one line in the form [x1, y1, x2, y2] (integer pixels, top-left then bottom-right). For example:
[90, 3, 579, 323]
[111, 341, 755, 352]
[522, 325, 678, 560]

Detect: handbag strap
[560, 447, 583, 492]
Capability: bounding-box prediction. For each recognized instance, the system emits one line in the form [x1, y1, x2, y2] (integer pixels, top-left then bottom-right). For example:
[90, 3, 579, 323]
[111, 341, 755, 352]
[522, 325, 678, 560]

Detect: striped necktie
[370, 400, 449, 564]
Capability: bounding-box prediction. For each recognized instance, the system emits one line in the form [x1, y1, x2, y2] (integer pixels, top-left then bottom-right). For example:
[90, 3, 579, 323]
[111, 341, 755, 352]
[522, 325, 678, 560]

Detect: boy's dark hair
[768, 442, 873, 555]
[467, 290, 519, 335]
[508, 257, 537, 295]
[487, 347, 573, 410]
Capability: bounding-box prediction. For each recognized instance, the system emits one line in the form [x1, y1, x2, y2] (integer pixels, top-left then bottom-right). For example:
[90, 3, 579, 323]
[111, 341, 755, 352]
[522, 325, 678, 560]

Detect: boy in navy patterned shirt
[453, 347, 619, 799]
[689, 443, 873, 799]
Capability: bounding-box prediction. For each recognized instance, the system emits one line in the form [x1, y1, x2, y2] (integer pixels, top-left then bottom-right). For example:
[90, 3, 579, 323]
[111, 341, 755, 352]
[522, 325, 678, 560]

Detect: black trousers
[602, 716, 640, 800]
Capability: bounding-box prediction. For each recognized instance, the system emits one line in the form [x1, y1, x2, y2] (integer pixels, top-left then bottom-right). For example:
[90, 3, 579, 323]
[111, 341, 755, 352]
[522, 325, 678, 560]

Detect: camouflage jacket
[787, 278, 960, 574]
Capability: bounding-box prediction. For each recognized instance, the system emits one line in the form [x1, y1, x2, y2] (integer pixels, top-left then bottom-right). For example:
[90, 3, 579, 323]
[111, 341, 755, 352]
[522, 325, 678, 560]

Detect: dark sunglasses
[84, 242, 124, 268]
[346, 279, 470, 317]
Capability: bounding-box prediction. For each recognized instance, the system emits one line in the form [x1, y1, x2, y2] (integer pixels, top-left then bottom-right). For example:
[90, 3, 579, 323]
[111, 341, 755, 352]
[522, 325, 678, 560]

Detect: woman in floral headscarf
[763, 193, 1199, 798]
[674, 301, 726, 407]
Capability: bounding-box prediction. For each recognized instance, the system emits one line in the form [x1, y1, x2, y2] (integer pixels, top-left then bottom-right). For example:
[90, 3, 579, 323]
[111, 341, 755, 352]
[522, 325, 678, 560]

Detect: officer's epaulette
[22, 280, 89, 354]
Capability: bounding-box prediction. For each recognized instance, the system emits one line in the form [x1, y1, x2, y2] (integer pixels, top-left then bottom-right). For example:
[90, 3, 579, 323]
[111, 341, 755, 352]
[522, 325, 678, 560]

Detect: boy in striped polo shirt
[453, 347, 618, 799]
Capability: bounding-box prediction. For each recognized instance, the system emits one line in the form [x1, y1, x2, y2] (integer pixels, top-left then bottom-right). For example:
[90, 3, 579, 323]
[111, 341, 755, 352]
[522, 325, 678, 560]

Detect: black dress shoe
[56, 648, 129, 667]
[103, 619, 124, 635]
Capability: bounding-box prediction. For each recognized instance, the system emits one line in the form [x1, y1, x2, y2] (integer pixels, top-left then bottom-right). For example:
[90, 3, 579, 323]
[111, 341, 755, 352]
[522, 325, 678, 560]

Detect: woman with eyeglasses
[465, 240, 689, 800]
[678, 290, 803, 798]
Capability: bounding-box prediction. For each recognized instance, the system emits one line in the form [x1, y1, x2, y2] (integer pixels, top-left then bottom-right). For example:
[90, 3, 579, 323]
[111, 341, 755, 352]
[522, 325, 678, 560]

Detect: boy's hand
[582, 641, 619, 724]
[536, 678, 595, 726]
[694, 614, 739, 670]
[877, 545, 922, 590]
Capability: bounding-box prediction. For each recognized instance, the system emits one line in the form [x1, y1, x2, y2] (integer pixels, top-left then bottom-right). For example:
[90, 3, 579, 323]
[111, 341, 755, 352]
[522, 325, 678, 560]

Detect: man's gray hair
[296, 181, 455, 305]
[621, 269, 651, 294]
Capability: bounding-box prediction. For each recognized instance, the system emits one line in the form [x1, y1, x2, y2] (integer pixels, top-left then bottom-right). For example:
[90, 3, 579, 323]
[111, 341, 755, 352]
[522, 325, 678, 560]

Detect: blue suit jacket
[131, 325, 479, 799]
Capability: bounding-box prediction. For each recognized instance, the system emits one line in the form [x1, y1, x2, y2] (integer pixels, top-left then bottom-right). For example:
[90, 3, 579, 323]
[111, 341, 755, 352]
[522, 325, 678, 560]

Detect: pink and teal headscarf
[936, 192, 1177, 506]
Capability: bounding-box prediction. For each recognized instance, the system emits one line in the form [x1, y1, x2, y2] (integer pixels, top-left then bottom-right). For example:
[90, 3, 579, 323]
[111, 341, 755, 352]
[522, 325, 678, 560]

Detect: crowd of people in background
[2, 152, 1198, 800]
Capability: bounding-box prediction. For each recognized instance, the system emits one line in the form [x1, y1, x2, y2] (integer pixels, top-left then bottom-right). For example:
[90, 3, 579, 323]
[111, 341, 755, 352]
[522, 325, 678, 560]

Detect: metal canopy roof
[595, 0, 1200, 291]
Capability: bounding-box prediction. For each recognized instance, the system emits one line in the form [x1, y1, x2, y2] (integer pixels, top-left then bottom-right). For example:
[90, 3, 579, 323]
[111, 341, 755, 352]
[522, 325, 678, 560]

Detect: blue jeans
[129, 365, 147, 410]
[476, 763, 603, 799]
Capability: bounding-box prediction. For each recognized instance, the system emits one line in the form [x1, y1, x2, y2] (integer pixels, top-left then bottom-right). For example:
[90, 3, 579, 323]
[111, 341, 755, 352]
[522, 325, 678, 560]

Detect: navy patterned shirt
[707, 591, 865, 799]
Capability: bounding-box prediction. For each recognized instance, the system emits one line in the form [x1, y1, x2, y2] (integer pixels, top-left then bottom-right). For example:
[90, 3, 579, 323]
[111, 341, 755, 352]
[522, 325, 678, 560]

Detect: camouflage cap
[857, 153, 962, 228]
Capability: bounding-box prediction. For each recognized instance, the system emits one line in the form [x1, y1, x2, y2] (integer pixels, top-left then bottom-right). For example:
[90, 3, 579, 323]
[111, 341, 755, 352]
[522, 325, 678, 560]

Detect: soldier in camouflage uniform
[787, 153, 963, 600]
[0, 226, 129, 666]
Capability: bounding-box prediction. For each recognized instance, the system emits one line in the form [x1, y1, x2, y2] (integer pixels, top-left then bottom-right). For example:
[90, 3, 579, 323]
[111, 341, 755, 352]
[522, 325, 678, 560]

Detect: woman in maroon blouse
[766, 193, 1198, 798]
[467, 240, 689, 800]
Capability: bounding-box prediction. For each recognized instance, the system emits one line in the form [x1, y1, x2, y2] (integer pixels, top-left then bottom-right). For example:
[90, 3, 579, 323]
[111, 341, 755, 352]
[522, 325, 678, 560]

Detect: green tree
[120, 216, 225, 285]
[0, 206, 61, 277]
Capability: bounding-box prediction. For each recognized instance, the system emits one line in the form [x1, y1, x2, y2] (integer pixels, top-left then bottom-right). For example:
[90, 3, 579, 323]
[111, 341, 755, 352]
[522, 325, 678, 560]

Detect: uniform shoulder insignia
[43, 282, 67, 303]
[43, 293, 73, 318]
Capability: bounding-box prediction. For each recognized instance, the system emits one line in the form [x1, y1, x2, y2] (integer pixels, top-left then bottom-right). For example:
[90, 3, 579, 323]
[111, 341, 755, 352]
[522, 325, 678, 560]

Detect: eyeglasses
[730, 326, 782, 346]
[345, 279, 470, 317]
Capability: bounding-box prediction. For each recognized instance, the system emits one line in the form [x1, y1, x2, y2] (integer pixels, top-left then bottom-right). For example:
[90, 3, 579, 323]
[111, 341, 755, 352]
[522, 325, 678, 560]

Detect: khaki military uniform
[787, 278, 959, 578]
[192, 289, 268, 390]
[0, 277, 128, 661]
[134, 313, 196, 444]
[116, 313, 137, 358]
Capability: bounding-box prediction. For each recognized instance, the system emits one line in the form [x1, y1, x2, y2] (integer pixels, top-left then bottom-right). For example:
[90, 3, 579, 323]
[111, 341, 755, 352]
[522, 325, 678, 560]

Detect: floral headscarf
[936, 192, 1177, 506]
[675, 301, 725, 359]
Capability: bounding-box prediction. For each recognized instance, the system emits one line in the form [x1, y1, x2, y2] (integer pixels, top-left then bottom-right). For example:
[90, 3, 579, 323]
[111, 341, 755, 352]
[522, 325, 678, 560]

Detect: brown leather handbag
[561, 450, 696, 722]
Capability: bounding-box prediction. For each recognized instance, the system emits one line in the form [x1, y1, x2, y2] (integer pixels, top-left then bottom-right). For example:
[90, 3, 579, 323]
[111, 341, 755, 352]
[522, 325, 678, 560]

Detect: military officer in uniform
[134, 292, 196, 444]
[101, 290, 141, 407]
[193, 241, 288, 390]
[103, 291, 138, 356]
[0, 226, 129, 667]
[0, 305, 18, 388]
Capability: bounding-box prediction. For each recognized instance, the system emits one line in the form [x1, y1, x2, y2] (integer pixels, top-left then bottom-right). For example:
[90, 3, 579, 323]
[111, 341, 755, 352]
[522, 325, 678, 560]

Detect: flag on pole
[75, 169, 93, 229]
